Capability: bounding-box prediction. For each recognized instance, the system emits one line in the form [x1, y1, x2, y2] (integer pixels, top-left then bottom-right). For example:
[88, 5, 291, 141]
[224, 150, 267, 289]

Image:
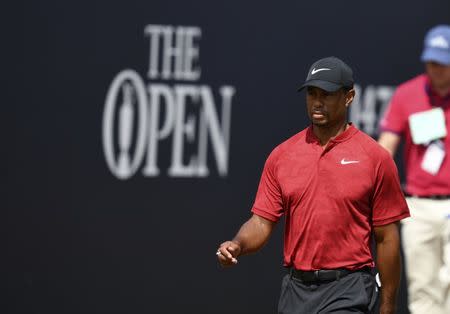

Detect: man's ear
[345, 89, 355, 107]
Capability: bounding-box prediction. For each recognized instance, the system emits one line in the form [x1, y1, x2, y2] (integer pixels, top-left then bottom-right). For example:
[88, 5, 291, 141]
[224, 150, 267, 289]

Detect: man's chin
[311, 120, 328, 127]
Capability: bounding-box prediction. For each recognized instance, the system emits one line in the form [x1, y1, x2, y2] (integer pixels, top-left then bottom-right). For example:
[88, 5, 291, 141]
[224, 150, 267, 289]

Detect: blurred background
[7, 1, 450, 313]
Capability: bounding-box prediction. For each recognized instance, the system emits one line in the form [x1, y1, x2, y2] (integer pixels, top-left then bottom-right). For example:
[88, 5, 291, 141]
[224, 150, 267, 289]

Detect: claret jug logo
[103, 25, 236, 179]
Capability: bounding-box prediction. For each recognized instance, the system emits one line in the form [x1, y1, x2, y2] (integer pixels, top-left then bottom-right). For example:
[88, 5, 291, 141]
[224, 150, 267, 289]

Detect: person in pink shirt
[217, 56, 410, 314]
[378, 25, 450, 314]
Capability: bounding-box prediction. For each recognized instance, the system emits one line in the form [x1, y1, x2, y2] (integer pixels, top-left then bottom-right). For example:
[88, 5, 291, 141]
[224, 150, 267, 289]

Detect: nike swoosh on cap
[311, 68, 331, 75]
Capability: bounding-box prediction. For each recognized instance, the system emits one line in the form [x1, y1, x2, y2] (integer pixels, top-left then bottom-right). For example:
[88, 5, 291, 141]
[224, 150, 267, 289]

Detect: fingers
[227, 246, 238, 264]
[217, 251, 237, 266]
[217, 247, 237, 266]
[216, 241, 240, 267]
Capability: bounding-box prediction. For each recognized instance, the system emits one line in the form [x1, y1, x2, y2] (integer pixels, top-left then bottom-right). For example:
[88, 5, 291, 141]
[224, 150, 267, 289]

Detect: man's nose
[311, 98, 323, 108]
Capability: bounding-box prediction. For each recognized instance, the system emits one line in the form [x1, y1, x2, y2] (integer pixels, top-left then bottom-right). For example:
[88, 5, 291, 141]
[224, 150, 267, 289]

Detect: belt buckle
[314, 270, 319, 280]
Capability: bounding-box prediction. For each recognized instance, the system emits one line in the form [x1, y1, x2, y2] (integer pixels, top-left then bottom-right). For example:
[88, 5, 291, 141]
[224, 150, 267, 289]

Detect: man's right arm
[217, 214, 276, 267]
[378, 132, 401, 157]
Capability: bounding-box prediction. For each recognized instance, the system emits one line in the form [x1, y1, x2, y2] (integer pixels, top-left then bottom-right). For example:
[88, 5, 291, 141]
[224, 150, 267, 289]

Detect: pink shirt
[380, 74, 450, 196]
[251, 125, 409, 271]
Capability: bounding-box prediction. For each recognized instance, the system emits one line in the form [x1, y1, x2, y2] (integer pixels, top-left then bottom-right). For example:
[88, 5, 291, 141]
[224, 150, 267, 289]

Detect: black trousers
[277, 271, 379, 314]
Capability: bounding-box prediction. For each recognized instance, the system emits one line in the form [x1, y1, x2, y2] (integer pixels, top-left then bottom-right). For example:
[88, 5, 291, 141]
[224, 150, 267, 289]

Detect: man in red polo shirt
[378, 25, 450, 314]
[217, 56, 410, 314]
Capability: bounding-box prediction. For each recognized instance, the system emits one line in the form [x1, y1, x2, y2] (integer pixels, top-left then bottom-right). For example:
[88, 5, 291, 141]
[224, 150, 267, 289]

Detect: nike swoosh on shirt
[311, 68, 331, 75]
[341, 158, 360, 165]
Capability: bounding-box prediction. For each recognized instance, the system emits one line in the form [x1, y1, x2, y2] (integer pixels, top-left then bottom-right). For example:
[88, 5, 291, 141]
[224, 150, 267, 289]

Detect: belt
[289, 267, 370, 283]
[404, 193, 450, 200]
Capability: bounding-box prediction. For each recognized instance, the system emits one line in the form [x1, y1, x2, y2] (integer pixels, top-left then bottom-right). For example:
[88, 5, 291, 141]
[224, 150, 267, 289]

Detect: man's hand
[216, 241, 242, 267]
[216, 214, 276, 267]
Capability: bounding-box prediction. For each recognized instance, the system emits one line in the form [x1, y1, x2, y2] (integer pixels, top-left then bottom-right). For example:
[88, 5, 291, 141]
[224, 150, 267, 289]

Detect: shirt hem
[283, 261, 375, 271]
[379, 127, 403, 136]
[251, 207, 280, 222]
[372, 211, 410, 226]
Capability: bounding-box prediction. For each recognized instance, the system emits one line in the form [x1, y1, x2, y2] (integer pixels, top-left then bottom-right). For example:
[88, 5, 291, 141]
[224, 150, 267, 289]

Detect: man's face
[426, 61, 450, 90]
[306, 86, 354, 128]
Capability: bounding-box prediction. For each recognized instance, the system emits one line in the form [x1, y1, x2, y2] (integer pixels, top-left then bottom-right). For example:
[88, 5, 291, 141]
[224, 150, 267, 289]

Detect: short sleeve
[379, 89, 408, 135]
[251, 149, 284, 222]
[371, 154, 410, 226]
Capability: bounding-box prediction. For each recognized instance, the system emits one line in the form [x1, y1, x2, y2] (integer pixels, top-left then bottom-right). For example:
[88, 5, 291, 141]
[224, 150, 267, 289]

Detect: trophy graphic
[116, 82, 134, 177]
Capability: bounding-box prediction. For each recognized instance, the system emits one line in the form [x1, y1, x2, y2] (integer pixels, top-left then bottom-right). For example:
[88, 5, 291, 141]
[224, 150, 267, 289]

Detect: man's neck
[433, 85, 450, 98]
[428, 77, 450, 98]
[313, 122, 348, 147]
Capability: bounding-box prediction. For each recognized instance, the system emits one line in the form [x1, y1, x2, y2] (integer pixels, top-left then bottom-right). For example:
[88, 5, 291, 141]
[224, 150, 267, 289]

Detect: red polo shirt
[380, 74, 450, 196]
[251, 124, 410, 271]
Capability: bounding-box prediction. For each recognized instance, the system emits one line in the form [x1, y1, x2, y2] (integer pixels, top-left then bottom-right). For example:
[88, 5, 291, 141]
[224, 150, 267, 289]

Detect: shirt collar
[306, 123, 358, 145]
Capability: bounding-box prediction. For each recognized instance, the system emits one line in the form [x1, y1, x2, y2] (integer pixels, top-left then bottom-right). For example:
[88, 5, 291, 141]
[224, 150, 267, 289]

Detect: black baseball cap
[298, 56, 354, 92]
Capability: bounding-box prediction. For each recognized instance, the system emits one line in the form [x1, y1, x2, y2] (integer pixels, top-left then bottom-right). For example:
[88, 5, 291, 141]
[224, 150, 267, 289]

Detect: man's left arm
[374, 222, 401, 314]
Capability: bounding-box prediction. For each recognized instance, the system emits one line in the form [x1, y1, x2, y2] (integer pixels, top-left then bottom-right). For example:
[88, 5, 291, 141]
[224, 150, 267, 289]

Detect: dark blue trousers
[277, 271, 379, 314]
